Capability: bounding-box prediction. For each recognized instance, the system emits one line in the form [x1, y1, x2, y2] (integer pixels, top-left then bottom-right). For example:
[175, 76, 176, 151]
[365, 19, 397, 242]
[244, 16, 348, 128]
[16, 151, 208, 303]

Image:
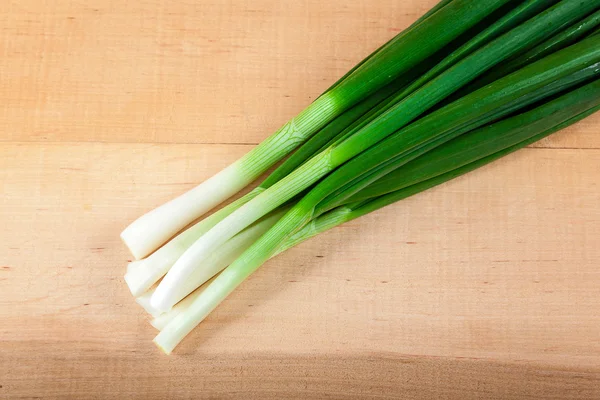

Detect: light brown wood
[2, 0, 600, 148]
[1, 1, 599, 399]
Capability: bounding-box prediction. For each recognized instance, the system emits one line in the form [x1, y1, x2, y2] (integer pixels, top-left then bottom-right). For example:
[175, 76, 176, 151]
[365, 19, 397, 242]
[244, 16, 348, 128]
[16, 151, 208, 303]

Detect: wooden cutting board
[1, 1, 599, 398]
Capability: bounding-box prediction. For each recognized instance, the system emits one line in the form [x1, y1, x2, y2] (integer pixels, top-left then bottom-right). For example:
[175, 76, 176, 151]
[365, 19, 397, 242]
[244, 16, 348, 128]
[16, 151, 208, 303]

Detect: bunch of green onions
[121, 0, 600, 354]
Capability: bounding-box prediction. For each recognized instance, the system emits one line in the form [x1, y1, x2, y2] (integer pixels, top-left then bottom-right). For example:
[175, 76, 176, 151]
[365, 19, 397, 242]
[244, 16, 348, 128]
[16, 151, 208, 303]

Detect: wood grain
[1, 0, 599, 399]
[1, 0, 599, 147]
[1, 143, 599, 398]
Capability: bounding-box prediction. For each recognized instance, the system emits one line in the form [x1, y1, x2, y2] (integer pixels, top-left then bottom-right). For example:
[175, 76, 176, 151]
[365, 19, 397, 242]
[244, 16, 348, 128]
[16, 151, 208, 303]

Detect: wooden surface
[1, 0, 600, 398]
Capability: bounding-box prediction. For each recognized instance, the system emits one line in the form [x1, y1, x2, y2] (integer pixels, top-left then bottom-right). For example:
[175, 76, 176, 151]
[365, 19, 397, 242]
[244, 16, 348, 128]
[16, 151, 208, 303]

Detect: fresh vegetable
[457, 8, 600, 96]
[120, 0, 600, 354]
[154, 76, 600, 354]
[151, 1, 600, 313]
[123, 83, 403, 297]
[121, 0, 514, 260]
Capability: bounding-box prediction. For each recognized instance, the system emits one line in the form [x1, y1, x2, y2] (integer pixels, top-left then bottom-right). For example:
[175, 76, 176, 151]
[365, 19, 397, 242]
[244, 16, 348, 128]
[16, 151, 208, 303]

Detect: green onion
[123, 82, 404, 296]
[121, 0, 513, 260]
[453, 8, 600, 99]
[337, 77, 600, 207]
[150, 275, 219, 331]
[119, 0, 600, 354]
[125, 77, 434, 297]
[280, 102, 600, 252]
[318, 60, 600, 212]
[124, 195, 253, 297]
[152, 90, 600, 337]
[322, 0, 456, 95]
[154, 76, 600, 354]
[125, 0, 559, 296]
[375, 0, 561, 110]
[150, 2, 599, 313]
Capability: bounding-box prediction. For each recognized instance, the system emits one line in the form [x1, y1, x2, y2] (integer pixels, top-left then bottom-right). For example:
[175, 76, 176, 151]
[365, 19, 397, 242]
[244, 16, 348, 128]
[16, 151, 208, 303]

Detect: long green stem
[122, 0, 507, 260]
[452, 8, 600, 102]
[152, 47, 600, 354]
[504, 9, 600, 72]
[318, 60, 600, 211]
[292, 37, 600, 257]
[348, 106, 600, 220]
[323, 0, 456, 95]
[151, 6, 600, 312]
[372, 0, 559, 112]
[153, 92, 600, 333]
[278, 98, 600, 251]
[128, 56, 597, 298]
[123, 81, 405, 294]
[337, 80, 600, 208]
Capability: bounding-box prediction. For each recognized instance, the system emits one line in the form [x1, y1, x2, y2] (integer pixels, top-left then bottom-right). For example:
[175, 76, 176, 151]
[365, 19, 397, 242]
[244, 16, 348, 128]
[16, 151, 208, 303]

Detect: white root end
[121, 161, 249, 260]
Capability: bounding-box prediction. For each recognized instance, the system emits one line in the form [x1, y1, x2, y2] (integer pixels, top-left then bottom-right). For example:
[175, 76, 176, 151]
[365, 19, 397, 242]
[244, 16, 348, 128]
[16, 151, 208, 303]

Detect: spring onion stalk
[317, 60, 600, 212]
[123, 83, 402, 296]
[136, 286, 162, 318]
[506, 9, 600, 70]
[281, 0, 560, 177]
[167, 207, 288, 306]
[323, 0, 456, 94]
[278, 102, 600, 252]
[469, 8, 600, 91]
[121, 0, 512, 260]
[125, 79, 419, 299]
[135, 208, 286, 315]
[124, 194, 257, 297]
[327, 76, 600, 206]
[128, 0, 532, 293]
[153, 76, 600, 354]
[373, 0, 560, 111]
[150, 275, 219, 331]
[155, 37, 600, 348]
[150, 2, 598, 313]
[124, 77, 413, 293]
[317, 0, 560, 151]
[153, 99, 600, 331]
[314, 0, 555, 163]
